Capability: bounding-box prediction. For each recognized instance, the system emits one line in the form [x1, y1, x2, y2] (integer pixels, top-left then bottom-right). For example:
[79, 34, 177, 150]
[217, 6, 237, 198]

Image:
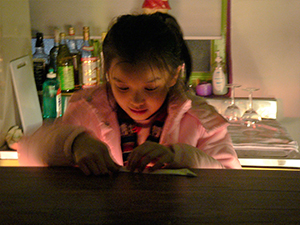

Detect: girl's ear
[168, 65, 181, 87]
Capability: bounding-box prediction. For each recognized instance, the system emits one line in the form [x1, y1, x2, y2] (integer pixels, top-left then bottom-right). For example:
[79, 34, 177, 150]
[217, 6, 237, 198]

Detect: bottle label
[33, 59, 46, 91]
[68, 41, 77, 52]
[81, 57, 98, 88]
[48, 85, 56, 97]
[58, 66, 75, 91]
[213, 68, 227, 95]
[56, 88, 62, 117]
[82, 46, 94, 52]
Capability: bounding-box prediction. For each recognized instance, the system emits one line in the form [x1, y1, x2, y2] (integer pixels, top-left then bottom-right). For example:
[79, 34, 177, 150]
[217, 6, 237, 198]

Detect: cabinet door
[0, 0, 33, 146]
[29, 0, 222, 39]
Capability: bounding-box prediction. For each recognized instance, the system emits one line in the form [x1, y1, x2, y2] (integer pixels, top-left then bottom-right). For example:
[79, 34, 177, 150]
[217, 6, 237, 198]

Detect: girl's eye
[145, 87, 157, 91]
[117, 86, 129, 91]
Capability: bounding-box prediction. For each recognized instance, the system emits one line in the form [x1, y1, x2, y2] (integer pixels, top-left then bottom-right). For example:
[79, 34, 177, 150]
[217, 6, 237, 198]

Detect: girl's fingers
[78, 162, 91, 176]
[127, 142, 174, 172]
[127, 145, 150, 172]
[102, 148, 120, 172]
[138, 150, 162, 172]
[149, 154, 173, 171]
[78, 156, 109, 175]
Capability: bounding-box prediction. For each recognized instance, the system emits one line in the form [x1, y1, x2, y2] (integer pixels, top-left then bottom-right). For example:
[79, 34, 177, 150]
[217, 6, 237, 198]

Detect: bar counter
[1, 166, 299, 224]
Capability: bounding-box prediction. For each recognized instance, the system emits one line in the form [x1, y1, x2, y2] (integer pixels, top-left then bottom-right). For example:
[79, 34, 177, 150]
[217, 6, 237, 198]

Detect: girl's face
[108, 59, 178, 122]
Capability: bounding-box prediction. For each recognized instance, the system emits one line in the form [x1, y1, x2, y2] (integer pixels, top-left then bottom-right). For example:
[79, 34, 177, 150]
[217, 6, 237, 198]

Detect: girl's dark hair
[103, 12, 192, 87]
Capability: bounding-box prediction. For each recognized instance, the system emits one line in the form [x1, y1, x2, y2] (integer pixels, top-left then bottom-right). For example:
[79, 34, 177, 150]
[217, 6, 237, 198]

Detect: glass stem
[231, 87, 235, 105]
[249, 92, 253, 110]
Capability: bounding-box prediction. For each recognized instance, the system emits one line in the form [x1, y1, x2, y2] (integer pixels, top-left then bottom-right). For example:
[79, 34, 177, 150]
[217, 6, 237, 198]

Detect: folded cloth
[119, 167, 197, 177]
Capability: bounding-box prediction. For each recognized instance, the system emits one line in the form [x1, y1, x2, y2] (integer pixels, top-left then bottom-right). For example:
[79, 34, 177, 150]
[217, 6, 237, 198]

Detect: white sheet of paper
[119, 167, 197, 177]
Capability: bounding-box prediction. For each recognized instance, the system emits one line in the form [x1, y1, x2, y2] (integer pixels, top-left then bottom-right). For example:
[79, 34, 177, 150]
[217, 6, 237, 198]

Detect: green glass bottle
[80, 26, 98, 88]
[42, 69, 62, 119]
[57, 32, 75, 93]
[68, 26, 82, 90]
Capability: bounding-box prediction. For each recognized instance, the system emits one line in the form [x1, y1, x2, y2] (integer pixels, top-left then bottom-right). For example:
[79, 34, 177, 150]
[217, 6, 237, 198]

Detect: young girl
[18, 13, 241, 175]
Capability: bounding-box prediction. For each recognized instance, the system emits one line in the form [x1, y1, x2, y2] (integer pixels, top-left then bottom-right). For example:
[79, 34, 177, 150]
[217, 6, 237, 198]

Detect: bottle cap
[69, 27, 75, 36]
[47, 69, 56, 79]
[35, 32, 44, 47]
[83, 27, 90, 41]
[60, 32, 66, 39]
[215, 51, 222, 63]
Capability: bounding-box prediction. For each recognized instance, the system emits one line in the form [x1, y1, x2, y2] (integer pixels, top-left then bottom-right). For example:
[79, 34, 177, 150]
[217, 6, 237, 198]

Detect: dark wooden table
[0, 167, 299, 224]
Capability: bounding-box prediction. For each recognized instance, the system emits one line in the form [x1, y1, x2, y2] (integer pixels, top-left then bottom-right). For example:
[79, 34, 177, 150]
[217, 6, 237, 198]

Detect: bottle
[92, 39, 101, 84]
[49, 28, 60, 73]
[33, 32, 49, 91]
[57, 32, 75, 93]
[212, 51, 227, 95]
[80, 26, 98, 88]
[42, 69, 62, 118]
[67, 26, 82, 90]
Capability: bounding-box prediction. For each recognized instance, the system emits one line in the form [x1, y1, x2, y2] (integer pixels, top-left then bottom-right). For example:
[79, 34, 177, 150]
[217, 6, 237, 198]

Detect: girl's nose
[132, 90, 145, 105]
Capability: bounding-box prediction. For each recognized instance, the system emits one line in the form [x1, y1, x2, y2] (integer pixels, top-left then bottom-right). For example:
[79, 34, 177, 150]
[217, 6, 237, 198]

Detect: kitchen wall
[231, 0, 300, 145]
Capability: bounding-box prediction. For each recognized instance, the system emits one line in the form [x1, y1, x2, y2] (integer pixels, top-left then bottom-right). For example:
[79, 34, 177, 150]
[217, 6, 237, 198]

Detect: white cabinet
[29, 0, 223, 39]
[0, 0, 32, 146]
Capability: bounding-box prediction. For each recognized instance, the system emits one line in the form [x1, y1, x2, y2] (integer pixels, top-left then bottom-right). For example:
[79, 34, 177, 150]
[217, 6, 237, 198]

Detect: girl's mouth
[130, 108, 148, 115]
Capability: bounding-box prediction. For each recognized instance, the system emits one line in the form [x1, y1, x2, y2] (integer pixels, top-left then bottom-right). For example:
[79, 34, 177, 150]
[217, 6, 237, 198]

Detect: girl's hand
[72, 132, 120, 175]
[127, 141, 175, 172]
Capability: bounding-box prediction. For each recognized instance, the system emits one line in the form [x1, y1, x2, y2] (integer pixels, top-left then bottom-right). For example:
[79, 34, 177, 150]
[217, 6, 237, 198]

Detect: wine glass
[224, 84, 242, 123]
[241, 87, 262, 127]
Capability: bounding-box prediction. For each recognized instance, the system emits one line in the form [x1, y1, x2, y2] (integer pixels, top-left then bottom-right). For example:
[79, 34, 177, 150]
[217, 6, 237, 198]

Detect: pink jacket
[18, 85, 241, 169]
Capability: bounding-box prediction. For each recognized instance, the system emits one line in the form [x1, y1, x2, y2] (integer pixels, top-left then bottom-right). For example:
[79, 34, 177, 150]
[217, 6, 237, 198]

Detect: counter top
[0, 167, 299, 224]
[1, 119, 299, 168]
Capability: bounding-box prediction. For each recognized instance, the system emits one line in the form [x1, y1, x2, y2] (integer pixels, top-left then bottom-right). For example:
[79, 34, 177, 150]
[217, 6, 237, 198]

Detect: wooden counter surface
[0, 167, 299, 224]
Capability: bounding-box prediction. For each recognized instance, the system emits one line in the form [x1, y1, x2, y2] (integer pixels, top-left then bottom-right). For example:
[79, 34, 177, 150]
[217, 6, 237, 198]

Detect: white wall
[231, 0, 300, 144]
